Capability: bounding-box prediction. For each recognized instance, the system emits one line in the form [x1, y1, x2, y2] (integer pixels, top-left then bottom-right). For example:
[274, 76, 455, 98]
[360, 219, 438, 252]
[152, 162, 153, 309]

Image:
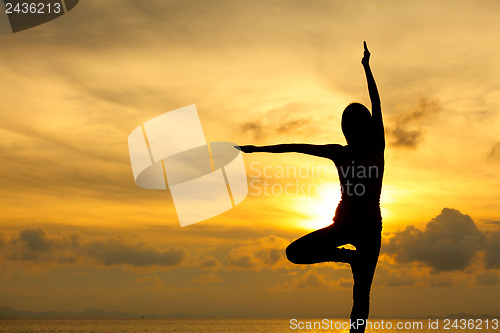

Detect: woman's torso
[331, 144, 384, 227]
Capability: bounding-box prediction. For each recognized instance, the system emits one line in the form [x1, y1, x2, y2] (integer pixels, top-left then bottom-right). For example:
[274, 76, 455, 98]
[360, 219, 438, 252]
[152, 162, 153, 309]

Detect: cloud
[241, 121, 265, 139]
[191, 273, 222, 284]
[488, 142, 500, 160]
[240, 102, 312, 141]
[384, 208, 485, 272]
[0, 121, 149, 204]
[373, 266, 416, 288]
[196, 256, 223, 270]
[429, 280, 451, 288]
[387, 97, 441, 148]
[484, 230, 500, 269]
[482, 220, 500, 226]
[82, 240, 185, 267]
[5, 228, 75, 262]
[227, 235, 290, 271]
[268, 271, 344, 293]
[2, 228, 186, 268]
[476, 272, 500, 286]
[18, 228, 51, 252]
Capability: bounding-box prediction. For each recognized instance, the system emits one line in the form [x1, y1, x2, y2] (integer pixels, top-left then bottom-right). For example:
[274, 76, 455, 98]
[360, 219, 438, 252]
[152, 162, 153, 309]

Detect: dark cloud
[240, 102, 312, 141]
[82, 240, 185, 267]
[488, 142, 500, 160]
[484, 230, 500, 269]
[2, 228, 185, 268]
[476, 272, 500, 286]
[483, 220, 500, 226]
[241, 121, 265, 139]
[5, 228, 76, 262]
[388, 97, 441, 148]
[18, 228, 51, 252]
[384, 208, 485, 272]
[389, 127, 421, 148]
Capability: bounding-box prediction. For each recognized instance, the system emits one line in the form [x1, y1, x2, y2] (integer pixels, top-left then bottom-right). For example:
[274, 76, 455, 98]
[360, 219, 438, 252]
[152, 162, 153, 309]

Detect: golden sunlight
[291, 183, 397, 231]
[292, 182, 341, 231]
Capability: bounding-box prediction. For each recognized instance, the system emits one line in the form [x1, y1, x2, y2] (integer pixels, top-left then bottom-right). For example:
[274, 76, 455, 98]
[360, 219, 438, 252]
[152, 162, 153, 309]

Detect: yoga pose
[239, 42, 384, 333]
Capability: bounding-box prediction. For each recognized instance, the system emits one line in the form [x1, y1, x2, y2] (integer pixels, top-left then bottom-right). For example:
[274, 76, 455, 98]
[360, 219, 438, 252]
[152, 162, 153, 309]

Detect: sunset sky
[0, 0, 499, 318]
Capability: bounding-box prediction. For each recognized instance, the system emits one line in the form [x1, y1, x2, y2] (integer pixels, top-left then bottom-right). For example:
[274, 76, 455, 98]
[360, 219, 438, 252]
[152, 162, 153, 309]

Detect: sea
[0, 318, 495, 332]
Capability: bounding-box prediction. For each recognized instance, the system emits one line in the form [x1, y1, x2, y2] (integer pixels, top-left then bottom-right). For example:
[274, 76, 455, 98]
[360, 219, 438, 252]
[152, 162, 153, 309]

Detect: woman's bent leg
[286, 224, 353, 265]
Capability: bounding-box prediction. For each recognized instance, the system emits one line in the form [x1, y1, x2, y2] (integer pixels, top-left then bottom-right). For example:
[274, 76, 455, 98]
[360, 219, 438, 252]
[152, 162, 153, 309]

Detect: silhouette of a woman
[239, 42, 384, 333]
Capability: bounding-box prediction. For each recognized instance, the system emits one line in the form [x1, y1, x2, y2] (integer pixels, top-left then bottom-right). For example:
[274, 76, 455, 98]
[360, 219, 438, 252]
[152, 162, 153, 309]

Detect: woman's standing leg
[349, 234, 381, 333]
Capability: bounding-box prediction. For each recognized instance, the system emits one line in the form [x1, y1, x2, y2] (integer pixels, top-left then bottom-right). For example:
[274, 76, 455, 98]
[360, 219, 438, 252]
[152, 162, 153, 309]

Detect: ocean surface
[0, 318, 494, 332]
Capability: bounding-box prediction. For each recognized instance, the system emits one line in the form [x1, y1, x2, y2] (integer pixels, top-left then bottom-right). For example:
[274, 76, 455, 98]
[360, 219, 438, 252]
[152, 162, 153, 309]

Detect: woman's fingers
[362, 41, 370, 65]
[237, 145, 253, 153]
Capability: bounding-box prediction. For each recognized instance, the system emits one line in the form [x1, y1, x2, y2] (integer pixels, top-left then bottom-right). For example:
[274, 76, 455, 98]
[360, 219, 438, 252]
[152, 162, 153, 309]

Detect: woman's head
[341, 103, 373, 146]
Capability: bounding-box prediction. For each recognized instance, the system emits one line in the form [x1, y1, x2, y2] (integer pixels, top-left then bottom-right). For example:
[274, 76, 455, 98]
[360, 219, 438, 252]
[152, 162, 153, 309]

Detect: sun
[296, 182, 342, 230]
[290, 182, 394, 231]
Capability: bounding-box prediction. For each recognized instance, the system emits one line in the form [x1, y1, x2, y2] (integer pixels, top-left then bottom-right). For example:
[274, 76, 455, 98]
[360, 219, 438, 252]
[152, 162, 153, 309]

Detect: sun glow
[295, 182, 342, 231]
[292, 182, 397, 231]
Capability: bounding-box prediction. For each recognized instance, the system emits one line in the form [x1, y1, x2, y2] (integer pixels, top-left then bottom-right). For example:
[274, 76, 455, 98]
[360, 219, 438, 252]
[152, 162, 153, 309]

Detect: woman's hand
[235, 145, 257, 153]
[361, 41, 370, 67]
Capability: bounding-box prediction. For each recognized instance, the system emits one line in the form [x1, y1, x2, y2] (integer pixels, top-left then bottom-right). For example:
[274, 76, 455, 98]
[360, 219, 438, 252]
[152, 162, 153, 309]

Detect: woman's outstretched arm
[237, 143, 341, 159]
[362, 41, 385, 149]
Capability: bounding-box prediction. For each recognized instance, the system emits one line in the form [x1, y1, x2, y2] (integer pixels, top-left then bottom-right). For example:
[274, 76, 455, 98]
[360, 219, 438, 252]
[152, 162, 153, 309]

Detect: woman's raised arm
[362, 41, 385, 149]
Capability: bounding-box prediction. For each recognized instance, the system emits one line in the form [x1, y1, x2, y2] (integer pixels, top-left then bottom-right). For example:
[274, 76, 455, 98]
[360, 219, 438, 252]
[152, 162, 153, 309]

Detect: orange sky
[0, 0, 499, 318]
